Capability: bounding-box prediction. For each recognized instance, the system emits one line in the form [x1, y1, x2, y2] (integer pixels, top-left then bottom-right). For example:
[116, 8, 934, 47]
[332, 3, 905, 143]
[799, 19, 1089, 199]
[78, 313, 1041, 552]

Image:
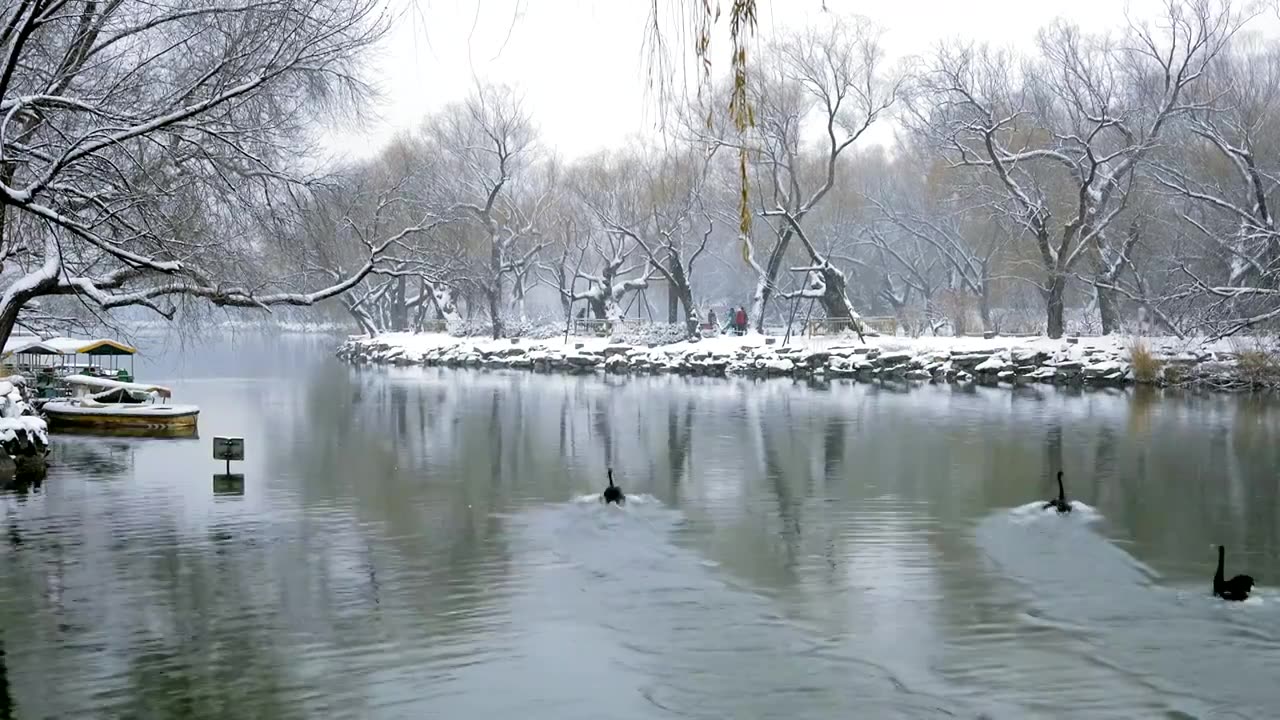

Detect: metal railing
[419, 319, 448, 333]
[804, 316, 898, 336]
[572, 318, 614, 336]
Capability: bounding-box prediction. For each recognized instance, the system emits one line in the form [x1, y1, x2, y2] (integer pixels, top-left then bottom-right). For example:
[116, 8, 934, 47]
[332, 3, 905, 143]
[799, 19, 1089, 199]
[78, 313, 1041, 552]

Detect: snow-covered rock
[1083, 360, 1128, 378]
[975, 355, 1011, 373]
[0, 374, 48, 477]
[877, 350, 914, 366]
[335, 332, 1269, 393]
[1011, 348, 1047, 365]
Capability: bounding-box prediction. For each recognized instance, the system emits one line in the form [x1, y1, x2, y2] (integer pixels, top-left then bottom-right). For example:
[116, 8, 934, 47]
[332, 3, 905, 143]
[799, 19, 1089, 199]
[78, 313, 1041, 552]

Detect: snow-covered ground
[337, 331, 1276, 391]
[352, 330, 1251, 363]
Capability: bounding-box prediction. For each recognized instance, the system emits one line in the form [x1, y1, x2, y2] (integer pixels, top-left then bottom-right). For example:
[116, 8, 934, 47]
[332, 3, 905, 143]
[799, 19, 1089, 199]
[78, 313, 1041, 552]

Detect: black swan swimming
[1042, 470, 1072, 514]
[1213, 545, 1254, 602]
[602, 468, 625, 505]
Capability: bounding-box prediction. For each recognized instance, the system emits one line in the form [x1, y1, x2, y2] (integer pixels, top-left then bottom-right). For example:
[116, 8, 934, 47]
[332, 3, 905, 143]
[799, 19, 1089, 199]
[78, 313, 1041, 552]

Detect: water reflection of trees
[272, 367, 566, 661]
[111, 538, 301, 720]
[274, 366, 1280, 690]
[0, 512, 300, 717]
[47, 438, 135, 477]
[420, 373, 1268, 560]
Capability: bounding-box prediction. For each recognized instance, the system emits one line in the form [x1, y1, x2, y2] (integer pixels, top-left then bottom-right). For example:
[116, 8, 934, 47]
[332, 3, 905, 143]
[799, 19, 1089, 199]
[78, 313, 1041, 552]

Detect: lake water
[2, 331, 1279, 719]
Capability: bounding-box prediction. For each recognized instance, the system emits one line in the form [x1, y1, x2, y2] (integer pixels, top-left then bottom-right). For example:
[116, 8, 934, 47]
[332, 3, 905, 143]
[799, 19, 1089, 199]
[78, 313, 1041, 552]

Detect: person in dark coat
[734, 307, 748, 335]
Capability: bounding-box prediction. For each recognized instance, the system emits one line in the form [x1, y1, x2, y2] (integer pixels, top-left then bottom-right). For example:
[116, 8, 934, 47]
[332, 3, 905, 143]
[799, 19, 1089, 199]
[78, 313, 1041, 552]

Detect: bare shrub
[1128, 338, 1164, 384]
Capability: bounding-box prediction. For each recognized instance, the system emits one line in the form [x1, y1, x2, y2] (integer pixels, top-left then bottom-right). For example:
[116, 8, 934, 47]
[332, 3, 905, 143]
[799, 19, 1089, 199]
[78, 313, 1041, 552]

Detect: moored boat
[40, 375, 199, 437]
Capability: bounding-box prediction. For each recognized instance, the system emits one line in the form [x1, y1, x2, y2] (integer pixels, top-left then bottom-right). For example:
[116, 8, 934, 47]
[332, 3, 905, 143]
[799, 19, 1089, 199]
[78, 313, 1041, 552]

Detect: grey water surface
[1, 331, 1278, 719]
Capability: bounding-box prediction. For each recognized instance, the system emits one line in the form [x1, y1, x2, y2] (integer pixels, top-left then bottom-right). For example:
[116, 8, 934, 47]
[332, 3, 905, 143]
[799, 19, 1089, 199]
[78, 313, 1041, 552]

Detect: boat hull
[42, 402, 199, 438]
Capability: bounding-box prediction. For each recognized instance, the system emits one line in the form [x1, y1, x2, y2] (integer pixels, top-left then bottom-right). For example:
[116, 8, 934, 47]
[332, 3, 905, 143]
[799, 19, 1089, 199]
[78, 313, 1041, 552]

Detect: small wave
[1181, 586, 1271, 608]
[570, 492, 662, 506]
[1007, 500, 1103, 524]
[1218, 593, 1267, 608]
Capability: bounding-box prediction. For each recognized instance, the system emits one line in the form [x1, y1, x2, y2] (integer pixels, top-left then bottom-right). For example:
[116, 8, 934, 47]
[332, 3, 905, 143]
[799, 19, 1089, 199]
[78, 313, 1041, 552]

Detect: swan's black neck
[1057, 472, 1066, 503]
[1215, 546, 1225, 585]
[607, 469, 615, 489]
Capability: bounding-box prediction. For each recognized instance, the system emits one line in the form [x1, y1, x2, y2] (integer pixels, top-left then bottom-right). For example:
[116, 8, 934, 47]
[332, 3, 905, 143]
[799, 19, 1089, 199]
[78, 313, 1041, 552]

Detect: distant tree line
[2, 0, 1274, 346]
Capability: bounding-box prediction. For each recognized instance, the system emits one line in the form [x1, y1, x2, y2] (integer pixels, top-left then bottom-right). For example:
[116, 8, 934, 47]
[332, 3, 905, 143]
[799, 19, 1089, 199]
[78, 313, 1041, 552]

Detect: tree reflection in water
[0, 361, 1276, 717]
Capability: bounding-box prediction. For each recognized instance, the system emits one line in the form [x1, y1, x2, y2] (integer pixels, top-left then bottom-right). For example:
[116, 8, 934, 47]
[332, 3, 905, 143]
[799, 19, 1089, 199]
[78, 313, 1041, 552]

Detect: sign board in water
[213, 436, 244, 462]
[213, 473, 245, 496]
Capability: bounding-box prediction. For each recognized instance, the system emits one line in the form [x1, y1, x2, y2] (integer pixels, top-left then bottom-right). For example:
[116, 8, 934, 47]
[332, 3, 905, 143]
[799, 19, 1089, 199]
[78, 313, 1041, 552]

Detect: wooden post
[802, 298, 817, 337]
[782, 292, 802, 348]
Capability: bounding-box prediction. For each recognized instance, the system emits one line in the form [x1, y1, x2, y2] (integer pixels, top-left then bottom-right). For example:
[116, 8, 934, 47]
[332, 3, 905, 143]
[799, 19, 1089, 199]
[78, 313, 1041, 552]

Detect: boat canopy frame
[3, 337, 136, 379]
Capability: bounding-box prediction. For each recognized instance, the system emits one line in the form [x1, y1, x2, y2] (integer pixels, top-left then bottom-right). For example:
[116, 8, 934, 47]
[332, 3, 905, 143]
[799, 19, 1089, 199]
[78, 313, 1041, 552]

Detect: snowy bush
[444, 318, 566, 340]
[522, 323, 568, 340]
[610, 322, 690, 346]
[446, 318, 495, 337]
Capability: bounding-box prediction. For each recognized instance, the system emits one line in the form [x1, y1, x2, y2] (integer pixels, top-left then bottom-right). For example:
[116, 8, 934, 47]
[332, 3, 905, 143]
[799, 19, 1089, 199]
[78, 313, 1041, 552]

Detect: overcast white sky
[323, 0, 1271, 164]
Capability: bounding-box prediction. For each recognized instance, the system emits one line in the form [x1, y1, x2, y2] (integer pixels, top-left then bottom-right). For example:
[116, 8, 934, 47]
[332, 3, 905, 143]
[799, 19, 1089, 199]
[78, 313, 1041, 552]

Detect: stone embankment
[336, 333, 1265, 390]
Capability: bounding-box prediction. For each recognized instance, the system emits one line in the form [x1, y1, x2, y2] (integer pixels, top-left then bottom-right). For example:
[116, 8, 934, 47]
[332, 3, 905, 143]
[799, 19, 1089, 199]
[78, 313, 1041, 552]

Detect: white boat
[40, 375, 199, 437]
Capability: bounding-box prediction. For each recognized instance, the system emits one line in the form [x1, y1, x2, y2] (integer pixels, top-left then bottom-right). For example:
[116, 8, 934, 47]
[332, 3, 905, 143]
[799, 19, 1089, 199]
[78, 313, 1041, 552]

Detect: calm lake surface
[2, 331, 1279, 719]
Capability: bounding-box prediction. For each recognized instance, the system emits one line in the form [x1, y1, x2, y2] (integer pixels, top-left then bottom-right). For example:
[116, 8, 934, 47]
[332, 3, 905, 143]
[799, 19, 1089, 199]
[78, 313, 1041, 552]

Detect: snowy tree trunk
[1096, 282, 1122, 336]
[558, 271, 573, 319]
[588, 295, 607, 319]
[488, 238, 505, 338]
[342, 299, 379, 335]
[670, 261, 696, 326]
[511, 271, 529, 323]
[745, 229, 793, 334]
[749, 278, 768, 335]
[0, 301, 24, 356]
[413, 278, 429, 331]
[1045, 274, 1067, 339]
[391, 276, 408, 331]
[1088, 241, 1123, 335]
[487, 290, 504, 338]
[978, 269, 993, 333]
[0, 239, 63, 351]
[428, 284, 464, 329]
[677, 286, 695, 325]
[815, 266, 872, 339]
[815, 267, 860, 321]
[604, 297, 626, 323]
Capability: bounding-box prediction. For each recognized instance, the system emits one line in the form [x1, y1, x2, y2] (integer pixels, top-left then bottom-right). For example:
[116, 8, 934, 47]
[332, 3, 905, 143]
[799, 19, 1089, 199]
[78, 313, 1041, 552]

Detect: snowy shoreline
[335, 332, 1279, 392]
[0, 375, 49, 478]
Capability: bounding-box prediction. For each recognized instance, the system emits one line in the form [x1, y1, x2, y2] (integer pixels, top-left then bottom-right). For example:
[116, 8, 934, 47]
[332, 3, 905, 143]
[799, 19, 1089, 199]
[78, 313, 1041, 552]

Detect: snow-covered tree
[719, 17, 900, 335]
[0, 0, 400, 348]
[580, 144, 717, 331]
[425, 83, 547, 338]
[1141, 37, 1280, 336]
[908, 0, 1239, 337]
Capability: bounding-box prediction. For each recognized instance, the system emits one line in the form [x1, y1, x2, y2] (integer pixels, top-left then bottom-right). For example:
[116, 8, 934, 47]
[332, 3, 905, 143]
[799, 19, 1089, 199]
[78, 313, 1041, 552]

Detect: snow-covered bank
[335, 332, 1278, 392]
[0, 375, 49, 478]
